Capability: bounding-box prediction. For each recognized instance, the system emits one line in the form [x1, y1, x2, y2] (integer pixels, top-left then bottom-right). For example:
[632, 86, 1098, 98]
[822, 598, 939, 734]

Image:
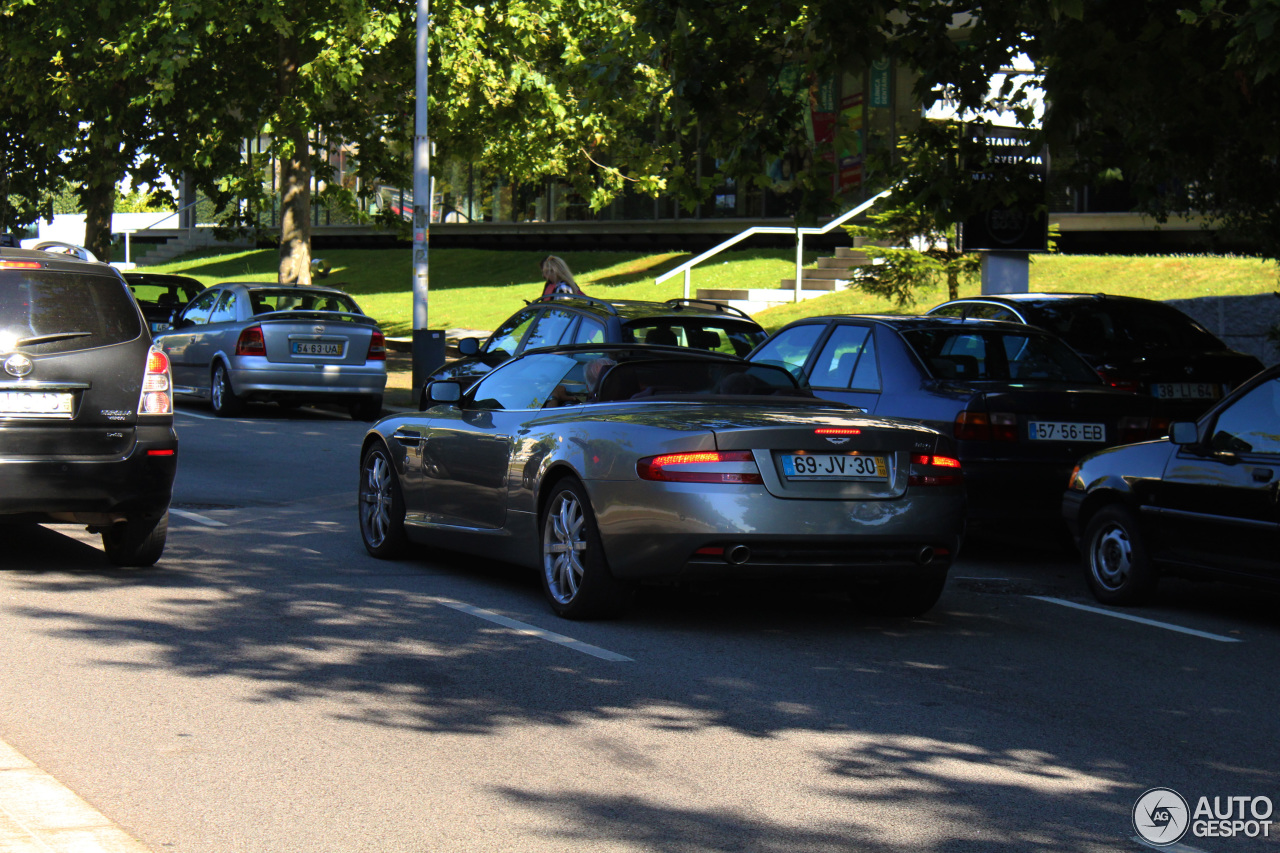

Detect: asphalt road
[0, 400, 1277, 852]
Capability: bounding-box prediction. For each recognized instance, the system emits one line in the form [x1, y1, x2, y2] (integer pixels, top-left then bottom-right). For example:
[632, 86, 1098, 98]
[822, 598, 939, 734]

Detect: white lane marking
[0, 735, 152, 851]
[175, 407, 217, 420]
[1132, 835, 1213, 852]
[435, 597, 633, 662]
[169, 508, 227, 528]
[1030, 596, 1242, 643]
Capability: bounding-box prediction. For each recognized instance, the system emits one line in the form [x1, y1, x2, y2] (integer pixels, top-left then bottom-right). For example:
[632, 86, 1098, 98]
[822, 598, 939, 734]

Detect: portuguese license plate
[1028, 421, 1105, 442]
[781, 453, 888, 480]
[292, 340, 343, 356]
[1151, 382, 1220, 400]
[0, 391, 73, 417]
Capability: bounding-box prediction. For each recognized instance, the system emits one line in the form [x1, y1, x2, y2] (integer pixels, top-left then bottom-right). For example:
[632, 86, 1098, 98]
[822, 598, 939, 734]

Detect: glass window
[574, 316, 606, 344]
[181, 289, 221, 326]
[484, 309, 538, 357]
[208, 290, 238, 324]
[247, 288, 361, 314]
[469, 352, 584, 411]
[903, 329, 1098, 383]
[0, 271, 142, 354]
[810, 325, 879, 390]
[748, 323, 825, 378]
[1209, 377, 1280, 455]
[523, 308, 576, 351]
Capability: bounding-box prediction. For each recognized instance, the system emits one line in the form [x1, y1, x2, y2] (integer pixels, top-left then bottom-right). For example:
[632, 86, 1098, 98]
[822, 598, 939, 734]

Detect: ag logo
[1133, 787, 1190, 846]
[3, 353, 32, 377]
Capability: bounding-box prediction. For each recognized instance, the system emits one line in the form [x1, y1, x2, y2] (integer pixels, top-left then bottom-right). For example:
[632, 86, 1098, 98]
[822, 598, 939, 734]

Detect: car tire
[210, 363, 244, 417]
[359, 443, 408, 559]
[539, 478, 633, 620]
[1082, 504, 1156, 605]
[102, 511, 168, 567]
[852, 570, 948, 618]
[350, 396, 384, 422]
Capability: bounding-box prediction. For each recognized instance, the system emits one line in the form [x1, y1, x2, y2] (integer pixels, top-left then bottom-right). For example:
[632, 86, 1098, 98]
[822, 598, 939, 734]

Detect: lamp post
[411, 0, 442, 392]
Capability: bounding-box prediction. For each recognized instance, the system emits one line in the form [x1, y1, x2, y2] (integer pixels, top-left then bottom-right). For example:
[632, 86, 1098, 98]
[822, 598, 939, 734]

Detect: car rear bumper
[0, 424, 177, 524]
[960, 458, 1076, 523]
[588, 480, 966, 579]
[230, 358, 387, 398]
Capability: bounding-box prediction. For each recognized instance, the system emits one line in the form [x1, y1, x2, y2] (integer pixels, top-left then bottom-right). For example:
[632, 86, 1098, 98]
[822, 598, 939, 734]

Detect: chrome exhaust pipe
[727, 544, 752, 565]
[917, 546, 936, 566]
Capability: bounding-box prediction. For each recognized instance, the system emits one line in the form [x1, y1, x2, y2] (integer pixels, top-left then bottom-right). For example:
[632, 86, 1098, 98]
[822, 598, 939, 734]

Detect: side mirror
[1170, 421, 1199, 445]
[427, 381, 462, 404]
[457, 337, 480, 357]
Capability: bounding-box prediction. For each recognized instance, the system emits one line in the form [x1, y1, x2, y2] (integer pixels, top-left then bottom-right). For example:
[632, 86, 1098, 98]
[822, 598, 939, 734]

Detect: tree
[0, 0, 177, 260]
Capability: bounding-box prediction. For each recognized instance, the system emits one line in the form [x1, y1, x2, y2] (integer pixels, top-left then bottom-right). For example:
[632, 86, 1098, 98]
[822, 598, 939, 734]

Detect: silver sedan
[156, 282, 387, 419]
[358, 346, 967, 619]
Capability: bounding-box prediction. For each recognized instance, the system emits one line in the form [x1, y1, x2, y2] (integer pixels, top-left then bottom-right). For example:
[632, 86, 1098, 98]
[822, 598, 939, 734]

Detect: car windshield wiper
[17, 331, 92, 346]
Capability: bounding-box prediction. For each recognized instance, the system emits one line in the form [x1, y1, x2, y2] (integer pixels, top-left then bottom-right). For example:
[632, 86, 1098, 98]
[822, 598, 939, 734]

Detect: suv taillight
[235, 326, 266, 356]
[366, 330, 386, 362]
[139, 345, 172, 415]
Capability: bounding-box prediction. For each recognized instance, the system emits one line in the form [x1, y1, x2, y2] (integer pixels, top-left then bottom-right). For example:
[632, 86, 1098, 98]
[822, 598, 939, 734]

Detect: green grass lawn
[145, 247, 1278, 336]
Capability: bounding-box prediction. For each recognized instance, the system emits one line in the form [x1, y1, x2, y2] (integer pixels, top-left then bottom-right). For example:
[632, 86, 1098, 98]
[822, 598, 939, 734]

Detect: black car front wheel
[1083, 505, 1156, 605]
[539, 478, 632, 620]
[102, 511, 168, 567]
[359, 443, 408, 559]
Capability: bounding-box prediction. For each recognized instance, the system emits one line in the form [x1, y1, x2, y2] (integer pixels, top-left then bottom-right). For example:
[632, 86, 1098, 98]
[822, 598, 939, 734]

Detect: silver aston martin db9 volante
[358, 346, 967, 619]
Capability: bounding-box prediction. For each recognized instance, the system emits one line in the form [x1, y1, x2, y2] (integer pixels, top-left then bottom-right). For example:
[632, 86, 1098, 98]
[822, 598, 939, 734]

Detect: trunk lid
[257, 311, 380, 366]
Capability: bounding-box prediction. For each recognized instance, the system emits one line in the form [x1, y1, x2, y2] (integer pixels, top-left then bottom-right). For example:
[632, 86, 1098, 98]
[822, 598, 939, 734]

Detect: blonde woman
[540, 255, 584, 297]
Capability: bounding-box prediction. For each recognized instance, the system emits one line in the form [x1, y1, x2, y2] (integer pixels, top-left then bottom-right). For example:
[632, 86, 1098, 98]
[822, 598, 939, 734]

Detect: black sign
[961, 125, 1049, 253]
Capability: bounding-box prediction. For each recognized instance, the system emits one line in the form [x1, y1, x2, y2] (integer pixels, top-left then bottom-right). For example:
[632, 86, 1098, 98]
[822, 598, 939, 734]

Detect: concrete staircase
[696, 242, 883, 316]
[133, 229, 253, 266]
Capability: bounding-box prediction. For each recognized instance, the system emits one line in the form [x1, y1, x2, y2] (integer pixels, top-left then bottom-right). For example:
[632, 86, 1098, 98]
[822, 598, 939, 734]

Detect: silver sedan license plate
[1028, 421, 1105, 441]
[0, 391, 73, 417]
[292, 340, 344, 356]
[781, 453, 887, 480]
[1151, 382, 1220, 400]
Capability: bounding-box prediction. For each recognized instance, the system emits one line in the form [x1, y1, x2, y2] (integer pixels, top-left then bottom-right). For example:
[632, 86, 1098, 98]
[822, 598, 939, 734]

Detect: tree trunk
[82, 176, 114, 263]
[277, 33, 311, 285]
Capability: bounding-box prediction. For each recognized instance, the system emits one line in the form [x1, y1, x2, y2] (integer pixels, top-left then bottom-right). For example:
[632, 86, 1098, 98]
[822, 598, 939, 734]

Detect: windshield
[1029, 300, 1226, 351]
[0, 271, 142, 354]
[249, 288, 362, 315]
[902, 329, 1102, 384]
[621, 320, 766, 357]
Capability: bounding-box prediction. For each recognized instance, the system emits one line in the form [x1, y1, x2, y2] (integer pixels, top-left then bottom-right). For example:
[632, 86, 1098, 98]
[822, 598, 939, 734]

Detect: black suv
[427, 294, 768, 395]
[926, 293, 1264, 418]
[0, 247, 177, 565]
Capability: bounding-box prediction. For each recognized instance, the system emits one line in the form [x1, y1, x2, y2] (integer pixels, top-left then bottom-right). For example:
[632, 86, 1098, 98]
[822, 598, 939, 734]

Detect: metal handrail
[654, 188, 894, 299]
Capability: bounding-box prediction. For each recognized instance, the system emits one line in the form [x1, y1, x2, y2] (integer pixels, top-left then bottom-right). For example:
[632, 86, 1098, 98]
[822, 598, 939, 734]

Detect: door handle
[1252, 467, 1274, 483]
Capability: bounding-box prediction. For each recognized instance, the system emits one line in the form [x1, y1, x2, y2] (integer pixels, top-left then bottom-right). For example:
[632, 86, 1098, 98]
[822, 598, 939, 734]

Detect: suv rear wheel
[102, 511, 168, 567]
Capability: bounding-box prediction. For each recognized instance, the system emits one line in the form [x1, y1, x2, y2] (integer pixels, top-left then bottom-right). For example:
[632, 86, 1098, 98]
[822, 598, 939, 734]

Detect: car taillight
[1118, 416, 1170, 444]
[366, 330, 386, 362]
[636, 450, 763, 484]
[1097, 368, 1140, 393]
[235, 325, 266, 356]
[953, 411, 1017, 441]
[138, 344, 172, 415]
[909, 453, 964, 486]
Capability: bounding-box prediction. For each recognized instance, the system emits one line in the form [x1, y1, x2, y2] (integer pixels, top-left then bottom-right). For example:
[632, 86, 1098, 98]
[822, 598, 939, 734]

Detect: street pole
[411, 0, 434, 393]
